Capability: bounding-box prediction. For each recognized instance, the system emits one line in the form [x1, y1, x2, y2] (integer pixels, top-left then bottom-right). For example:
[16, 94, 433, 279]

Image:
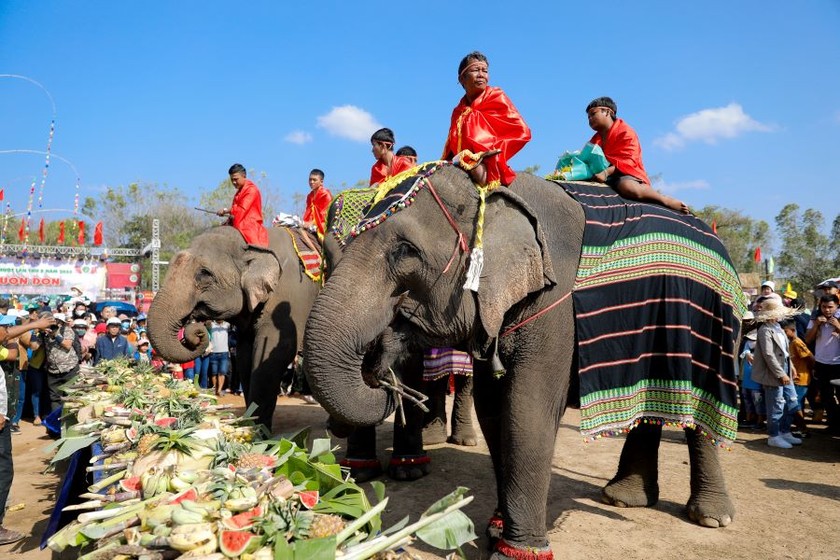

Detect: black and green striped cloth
[557, 181, 746, 446]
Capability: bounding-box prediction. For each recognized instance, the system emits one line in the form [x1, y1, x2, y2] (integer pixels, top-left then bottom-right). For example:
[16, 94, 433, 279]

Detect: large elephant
[304, 163, 743, 558]
[320, 190, 476, 482]
[148, 225, 320, 431]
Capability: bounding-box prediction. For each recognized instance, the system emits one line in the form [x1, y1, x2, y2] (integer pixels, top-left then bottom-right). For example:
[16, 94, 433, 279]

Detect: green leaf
[415, 510, 477, 550]
[51, 435, 100, 464]
[292, 535, 336, 559]
[308, 438, 332, 461]
[370, 480, 386, 503]
[421, 486, 470, 517]
[274, 537, 293, 560]
[380, 515, 409, 536]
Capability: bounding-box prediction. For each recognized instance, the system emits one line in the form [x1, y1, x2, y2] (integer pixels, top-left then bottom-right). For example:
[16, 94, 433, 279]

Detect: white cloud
[316, 105, 381, 142]
[655, 179, 710, 194]
[284, 130, 313, 145]
[654, 103, 773, 150]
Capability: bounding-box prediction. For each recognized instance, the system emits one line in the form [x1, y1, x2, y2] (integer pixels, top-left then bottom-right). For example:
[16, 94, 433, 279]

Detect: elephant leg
[340, 426, 382, 483]
[602, 422, 662, 508]
[422, 376, 449, 446]
[236, 331, 254, 406]
[685, 428, 734, 528]
[447, 374, 477, 446]
[389, 351, 431, 481]
[472, 361, 507, 547]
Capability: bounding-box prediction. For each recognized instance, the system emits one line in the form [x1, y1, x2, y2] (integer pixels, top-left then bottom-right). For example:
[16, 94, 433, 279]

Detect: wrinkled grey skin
[304, 166, 734, 556]
[148, 226, 320, 431]
[322, 220, 476, 482]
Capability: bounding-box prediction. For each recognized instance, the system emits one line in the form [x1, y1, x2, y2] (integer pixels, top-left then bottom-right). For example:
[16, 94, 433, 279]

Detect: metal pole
[151, 218, 161, 293]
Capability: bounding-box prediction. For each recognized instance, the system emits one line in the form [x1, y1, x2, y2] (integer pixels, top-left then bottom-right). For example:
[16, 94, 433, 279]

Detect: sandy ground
[6, 394, 840, 559]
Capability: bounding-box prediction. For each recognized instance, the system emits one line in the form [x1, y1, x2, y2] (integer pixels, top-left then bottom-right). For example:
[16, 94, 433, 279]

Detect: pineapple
[307, 514, 345, 539]
[137, 433, 159, 456]
[233, 452, 275, 470]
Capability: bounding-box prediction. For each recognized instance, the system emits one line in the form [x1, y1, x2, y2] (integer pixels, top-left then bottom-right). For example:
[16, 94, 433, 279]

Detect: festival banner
[0, 257, 106, 296]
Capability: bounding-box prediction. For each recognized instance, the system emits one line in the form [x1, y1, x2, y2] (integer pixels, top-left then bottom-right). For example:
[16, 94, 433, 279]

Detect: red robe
[442, 86, 531, 187]
[230, 179, 269, 247]
[370, 154, 415, 186]
[303, 186, 333, 236]
[590, 118, 650, 185]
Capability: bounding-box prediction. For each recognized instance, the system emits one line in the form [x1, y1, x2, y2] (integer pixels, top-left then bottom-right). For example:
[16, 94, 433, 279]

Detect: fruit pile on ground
[47, 360, 476, 559]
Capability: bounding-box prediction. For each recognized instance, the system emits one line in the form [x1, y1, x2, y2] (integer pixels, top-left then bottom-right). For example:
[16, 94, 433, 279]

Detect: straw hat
[753, 294, 801, 323]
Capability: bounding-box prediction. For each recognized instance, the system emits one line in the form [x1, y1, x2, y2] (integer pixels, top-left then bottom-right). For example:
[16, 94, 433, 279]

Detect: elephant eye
[389, 240, 421, 264]
[195, 267, 214, 284]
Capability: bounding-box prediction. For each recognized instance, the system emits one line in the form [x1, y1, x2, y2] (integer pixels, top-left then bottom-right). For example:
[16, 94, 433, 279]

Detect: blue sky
[1, 1, 839, 244]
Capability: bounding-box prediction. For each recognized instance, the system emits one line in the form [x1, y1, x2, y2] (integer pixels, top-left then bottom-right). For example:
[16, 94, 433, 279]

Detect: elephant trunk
[147, 261, 209, 364]
[303, 258, 397, 427]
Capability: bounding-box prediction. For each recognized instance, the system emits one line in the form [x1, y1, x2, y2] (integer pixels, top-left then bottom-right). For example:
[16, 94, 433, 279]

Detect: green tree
[774, 204, 838, 291]
[81, 182, 206, 288]
[693, 206, 771, 273]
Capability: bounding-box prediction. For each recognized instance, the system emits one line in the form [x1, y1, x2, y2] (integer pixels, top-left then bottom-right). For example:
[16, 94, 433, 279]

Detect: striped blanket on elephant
[555, 181, 746, 446]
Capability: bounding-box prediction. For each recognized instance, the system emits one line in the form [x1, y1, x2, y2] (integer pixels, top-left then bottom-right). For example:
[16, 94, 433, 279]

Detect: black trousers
[815, 362, 840, 429]
[0, 425, 12, 525]
[47, 368, 79, 412]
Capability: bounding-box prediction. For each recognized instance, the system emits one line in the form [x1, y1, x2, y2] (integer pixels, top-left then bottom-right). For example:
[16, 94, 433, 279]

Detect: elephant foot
[447, 423, 477, 446]
[485, 512, 504, 546]
[340, 458, 383, 483]
[422, 418, 448, 446]
[492, 539, 554, 560]
[686, 490, 735, 528]
[387, 454, 431, 481]
[601, 473, 659, 508]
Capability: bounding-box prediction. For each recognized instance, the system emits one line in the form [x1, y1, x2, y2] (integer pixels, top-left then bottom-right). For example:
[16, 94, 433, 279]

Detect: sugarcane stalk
[102, 416, 133, 426]
[96, 516, 140, 541]
[77, 504, 135, 523]
[78, 490, 140, 502]
[334, 497, 390, 546]
[103, 442, 131, 453]
[86, 462, 129, 473]
[87, 469, 127, 493]
[341, 496, 474, 560]
[63, 498, 140, 512]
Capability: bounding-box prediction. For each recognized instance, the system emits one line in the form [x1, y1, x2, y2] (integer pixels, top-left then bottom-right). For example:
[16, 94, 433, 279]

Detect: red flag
[0, 188, 4, 201]
[39, 218, 45, 243]
[58, 221, 65, 244]
[754, 246, 762, 263]
[18, 218, 25, 242]
[94, 221, 103, 246]
[77, 220, 85, 245]
[711, 220, 717, 234]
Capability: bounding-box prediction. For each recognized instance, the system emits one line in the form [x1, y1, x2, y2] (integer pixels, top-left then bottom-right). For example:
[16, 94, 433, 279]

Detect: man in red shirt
[217, 163, 269, 247]
[587, 97, 688, 213]
[370, 128, 415, 186]
[443, 51, 531, 188]
[302, 168, 333, 237]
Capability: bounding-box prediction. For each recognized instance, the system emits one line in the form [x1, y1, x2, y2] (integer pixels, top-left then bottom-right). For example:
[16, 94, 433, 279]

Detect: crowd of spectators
[739, 279, 840, 448]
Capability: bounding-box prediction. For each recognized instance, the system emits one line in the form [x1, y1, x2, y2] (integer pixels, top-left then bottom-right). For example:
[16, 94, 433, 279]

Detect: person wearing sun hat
[751, 295, 804, 449]
[133, 338, 152, 364]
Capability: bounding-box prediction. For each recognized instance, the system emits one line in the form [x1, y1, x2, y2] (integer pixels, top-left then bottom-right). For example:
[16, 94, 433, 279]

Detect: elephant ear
[241, 245, 282, 312]
[476, 189, 556, 337]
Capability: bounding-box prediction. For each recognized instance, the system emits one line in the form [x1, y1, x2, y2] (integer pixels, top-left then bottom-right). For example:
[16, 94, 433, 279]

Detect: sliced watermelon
[222, 505, 263, 530]
[119, 475, 142, 493]
[219, 529, 260, 557]
[169, 488, 199, 505]
[298, 490, 319, 509]
[154, 417, 178, 428]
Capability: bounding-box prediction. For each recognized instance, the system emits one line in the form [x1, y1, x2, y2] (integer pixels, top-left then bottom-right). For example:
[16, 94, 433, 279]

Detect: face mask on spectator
[121, 321, 130, 330]
[73, 327, 87, 337]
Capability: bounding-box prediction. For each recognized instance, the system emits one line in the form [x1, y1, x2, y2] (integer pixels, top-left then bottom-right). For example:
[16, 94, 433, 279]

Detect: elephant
[147, 225, 320, 431]
[303, 162, 744, 559]
[319, 190, 477, 482]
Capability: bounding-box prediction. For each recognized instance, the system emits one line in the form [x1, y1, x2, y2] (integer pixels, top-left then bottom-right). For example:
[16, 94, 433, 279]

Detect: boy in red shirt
[302, 168, 332, 237]
[587, 97, 688, 213]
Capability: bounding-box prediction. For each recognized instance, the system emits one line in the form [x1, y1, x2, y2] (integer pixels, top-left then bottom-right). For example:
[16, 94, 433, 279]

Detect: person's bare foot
[469, 162, 487, 185]
[661, 194, 690, 214]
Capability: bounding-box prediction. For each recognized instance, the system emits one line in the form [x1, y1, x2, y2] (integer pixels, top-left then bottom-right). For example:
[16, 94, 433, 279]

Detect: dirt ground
[6, 393, 840, 559]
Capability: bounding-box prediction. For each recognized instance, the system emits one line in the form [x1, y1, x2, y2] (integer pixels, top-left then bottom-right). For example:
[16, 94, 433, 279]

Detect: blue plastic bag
[554, 143, 610, 180]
